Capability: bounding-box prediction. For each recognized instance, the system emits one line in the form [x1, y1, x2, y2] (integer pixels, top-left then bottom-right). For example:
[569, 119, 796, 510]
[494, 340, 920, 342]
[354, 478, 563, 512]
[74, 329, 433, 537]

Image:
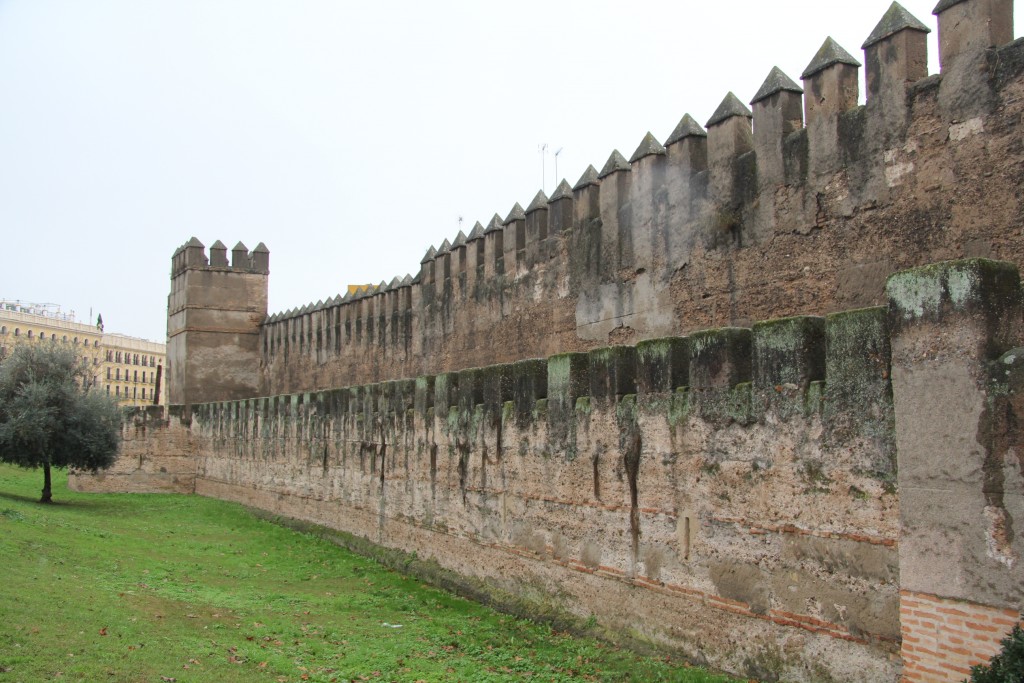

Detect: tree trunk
[40, 463, 52, 503]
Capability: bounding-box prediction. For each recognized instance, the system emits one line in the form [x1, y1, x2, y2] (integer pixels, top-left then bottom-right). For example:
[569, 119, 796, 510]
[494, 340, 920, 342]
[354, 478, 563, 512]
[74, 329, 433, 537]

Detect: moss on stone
[615, 394, 638, 423]
[480, 363, 514, 406]
[689, 327, 752, 389]
[588, 345, 638, 399]
[433, 373, 457, 413]
[414, 375, 435, 416]
[668, 388, 691, 428]
[887, 258, 1020, 323]
[752, 316, 825, 388]
[547, 353, 589, 406]
[824, 307, 896, 478]
[534, 398, 548, 418]
[636, 336, 689, 395]
[502, 400, 515, 425]
[805, 380, 825, 417]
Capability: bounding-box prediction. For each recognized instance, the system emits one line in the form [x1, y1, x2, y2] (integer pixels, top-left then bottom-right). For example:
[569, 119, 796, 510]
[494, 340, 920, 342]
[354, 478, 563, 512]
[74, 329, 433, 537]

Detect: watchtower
[166, 237, 269, 405]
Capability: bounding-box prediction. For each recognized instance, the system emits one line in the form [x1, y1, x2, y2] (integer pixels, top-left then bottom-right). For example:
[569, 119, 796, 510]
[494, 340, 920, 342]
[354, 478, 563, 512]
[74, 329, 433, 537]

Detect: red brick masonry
[900, 591, 1022, 682]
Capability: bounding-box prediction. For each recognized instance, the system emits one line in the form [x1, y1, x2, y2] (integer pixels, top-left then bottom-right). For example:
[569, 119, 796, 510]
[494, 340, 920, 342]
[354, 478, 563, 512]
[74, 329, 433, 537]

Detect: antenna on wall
[554, 147, 563, 185]
[538, 143, 548, 192]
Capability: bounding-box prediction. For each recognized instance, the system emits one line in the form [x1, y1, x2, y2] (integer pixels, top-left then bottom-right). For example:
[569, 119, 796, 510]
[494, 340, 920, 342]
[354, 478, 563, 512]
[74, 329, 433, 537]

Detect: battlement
[170, 237, 269, 277]
[247, 0, 1024, 399]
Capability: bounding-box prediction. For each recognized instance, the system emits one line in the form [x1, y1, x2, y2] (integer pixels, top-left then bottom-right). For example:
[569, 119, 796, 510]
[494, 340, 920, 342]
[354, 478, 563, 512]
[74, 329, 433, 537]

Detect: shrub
[966, 624, 1024, 683]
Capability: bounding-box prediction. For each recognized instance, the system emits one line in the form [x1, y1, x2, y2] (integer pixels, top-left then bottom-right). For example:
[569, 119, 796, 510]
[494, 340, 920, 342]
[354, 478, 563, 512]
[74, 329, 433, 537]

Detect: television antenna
[538, 143, 548, 191]
[553, 147, 563, 186]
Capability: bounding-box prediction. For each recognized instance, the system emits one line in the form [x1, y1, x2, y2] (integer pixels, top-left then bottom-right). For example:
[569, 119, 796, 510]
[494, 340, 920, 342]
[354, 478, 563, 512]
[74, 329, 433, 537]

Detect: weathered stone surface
[97, 5, 1024, 680]
[706, 92, 753, 127]
[863, 2, 930, 50]
[801, 36, 861, 79]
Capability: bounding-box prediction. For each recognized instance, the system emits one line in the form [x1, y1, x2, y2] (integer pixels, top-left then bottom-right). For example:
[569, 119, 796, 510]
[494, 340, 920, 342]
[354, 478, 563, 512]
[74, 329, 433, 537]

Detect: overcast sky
[0, 1, 1015, 342]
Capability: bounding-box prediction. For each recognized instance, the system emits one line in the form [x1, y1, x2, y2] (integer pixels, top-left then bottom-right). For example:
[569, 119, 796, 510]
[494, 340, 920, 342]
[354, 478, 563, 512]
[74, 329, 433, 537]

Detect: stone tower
[166, 237, 269, 405]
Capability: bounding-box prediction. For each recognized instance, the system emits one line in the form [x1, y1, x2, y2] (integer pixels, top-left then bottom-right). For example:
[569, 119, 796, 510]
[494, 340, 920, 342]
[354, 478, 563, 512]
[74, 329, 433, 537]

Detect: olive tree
[0, 343, 121, 502]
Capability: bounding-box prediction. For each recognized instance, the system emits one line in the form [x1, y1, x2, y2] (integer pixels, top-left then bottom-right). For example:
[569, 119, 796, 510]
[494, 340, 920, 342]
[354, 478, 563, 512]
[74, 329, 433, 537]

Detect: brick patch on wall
[900, 590, 1021, 682]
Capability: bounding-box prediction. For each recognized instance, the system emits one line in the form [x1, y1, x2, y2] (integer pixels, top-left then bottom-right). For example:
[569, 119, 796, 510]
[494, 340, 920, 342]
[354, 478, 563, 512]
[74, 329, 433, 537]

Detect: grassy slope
[0, 465, 736, 683]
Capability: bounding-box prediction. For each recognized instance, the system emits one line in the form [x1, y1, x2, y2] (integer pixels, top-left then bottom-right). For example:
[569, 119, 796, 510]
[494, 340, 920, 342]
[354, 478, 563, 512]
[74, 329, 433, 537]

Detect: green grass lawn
[0, 465, 737, 683]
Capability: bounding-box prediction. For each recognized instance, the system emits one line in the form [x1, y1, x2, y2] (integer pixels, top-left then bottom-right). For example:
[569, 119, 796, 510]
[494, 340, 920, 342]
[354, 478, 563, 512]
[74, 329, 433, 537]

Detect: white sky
[0, 1, 1015, 342]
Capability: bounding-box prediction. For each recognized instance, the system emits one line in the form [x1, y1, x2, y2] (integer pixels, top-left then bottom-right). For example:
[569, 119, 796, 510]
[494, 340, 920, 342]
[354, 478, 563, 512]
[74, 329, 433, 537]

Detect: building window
[63, 335, 68, 342]
[106, 385, 110, 395]
[133, 370, 137, 382]
[13, 329, 19, 336]
[27, 330, 33, 339]
[142, 371, 146, 383]
[0, 326, 6, 335]
[106, 368, 111, 380]
[141, 388, 146, 400]
[115, 386, 119, 396]
[132, 387, 137, 399]
[73, 337, 78, 344]
[116, 369, 120, 381]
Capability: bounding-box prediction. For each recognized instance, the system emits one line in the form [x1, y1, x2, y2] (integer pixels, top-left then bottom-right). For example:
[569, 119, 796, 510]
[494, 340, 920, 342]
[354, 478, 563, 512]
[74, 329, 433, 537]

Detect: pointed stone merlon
[231, 241, 250, 269]
[751, 68, 804, 187]
[801, 37, 861, 126]
[451, 231, 469, 278]
[419, 245, 437, 286]
[629, 131, 667, 165]
[437, 239, 453, 281]
[547, 180, 575, 235]
[209, 240, 228, 267]
[596, 151, 633, 276]
[484, 213, 505, 277]
[665, 114, 708, 176]
[752, 67, 804, 137]
[887, 259, 1022, 627]
[572, 165, 601, 225]
[251, 243, 270, 273]
[503, 202, 527, 270]
[524, 191, 549, 265]
[934, 0, 1013, 72]
[184, 236, 207, 269]
[468, 221, 486, 277]
[706, 92, 754, 167]
[863, 2, 931, 104]
[628, 133, 668, 198]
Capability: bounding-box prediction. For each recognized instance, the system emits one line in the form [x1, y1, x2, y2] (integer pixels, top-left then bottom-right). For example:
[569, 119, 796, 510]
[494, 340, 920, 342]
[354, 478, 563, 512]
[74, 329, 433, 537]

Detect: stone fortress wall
[246, 0, 1024, 402]
[72, 2, 1024, 681]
